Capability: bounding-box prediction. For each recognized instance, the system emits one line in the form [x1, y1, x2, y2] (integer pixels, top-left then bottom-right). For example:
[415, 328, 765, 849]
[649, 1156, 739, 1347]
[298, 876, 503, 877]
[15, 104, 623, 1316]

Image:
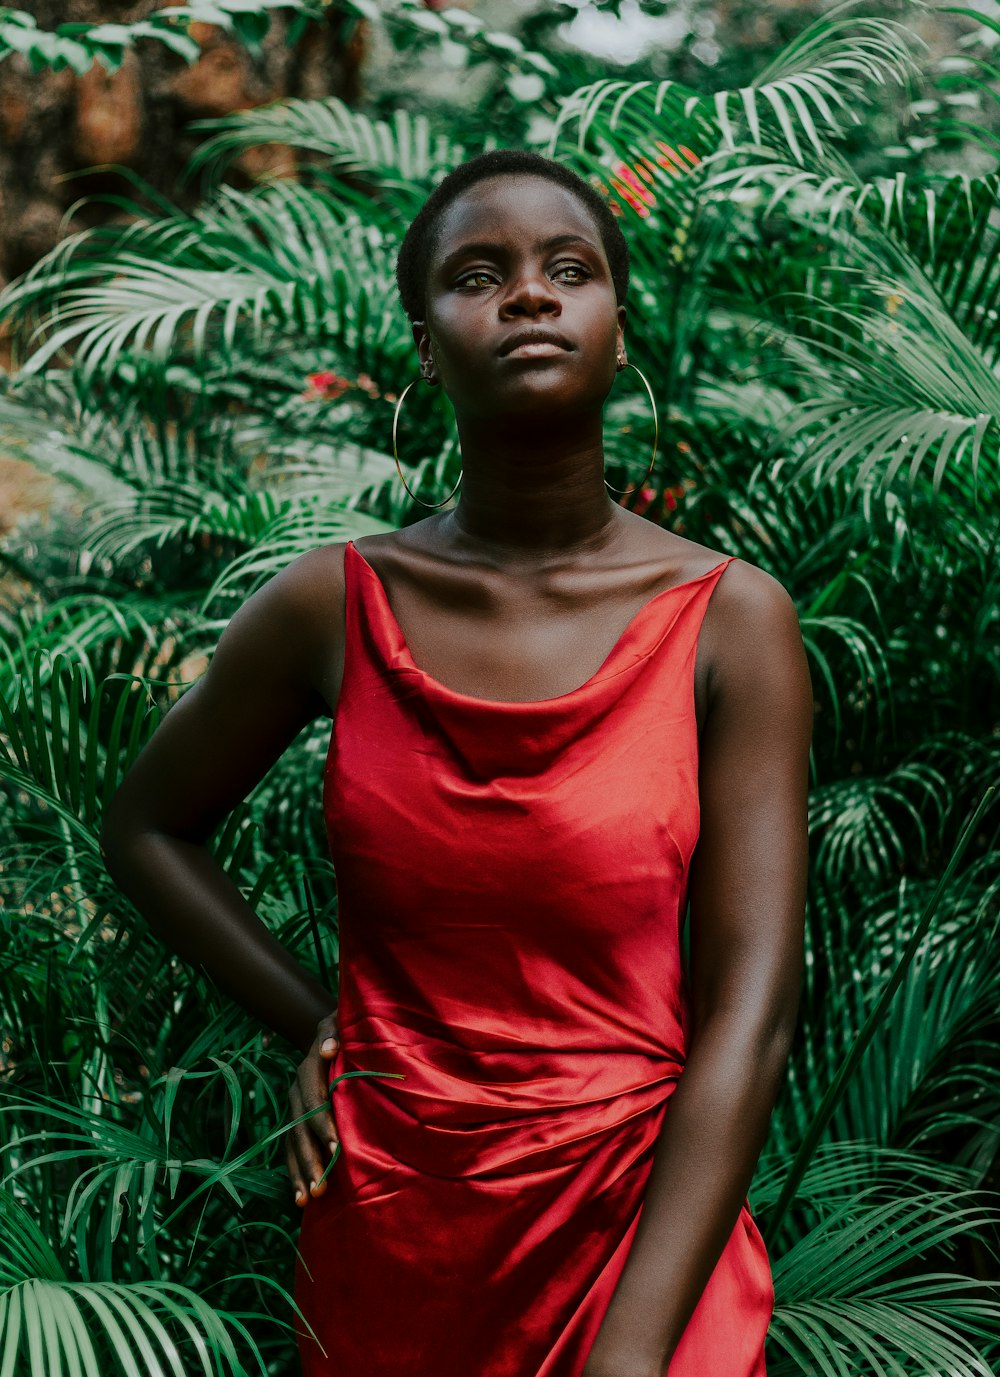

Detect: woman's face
[415, 174, 626, 426]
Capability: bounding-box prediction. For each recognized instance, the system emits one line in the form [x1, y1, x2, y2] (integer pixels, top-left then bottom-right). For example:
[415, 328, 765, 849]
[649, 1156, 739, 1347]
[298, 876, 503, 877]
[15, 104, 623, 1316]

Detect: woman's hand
[285, 1010, 341, 1208]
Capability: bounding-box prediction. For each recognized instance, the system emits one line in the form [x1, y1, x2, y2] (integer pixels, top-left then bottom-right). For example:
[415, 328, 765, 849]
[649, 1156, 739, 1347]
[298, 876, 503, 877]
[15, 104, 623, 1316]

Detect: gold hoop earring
[392, 375, 463, 510]
[606, 361, 658, 497]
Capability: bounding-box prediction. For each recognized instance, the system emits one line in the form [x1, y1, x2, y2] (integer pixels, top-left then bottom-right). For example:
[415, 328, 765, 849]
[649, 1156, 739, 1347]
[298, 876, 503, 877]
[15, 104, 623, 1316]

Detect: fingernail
[310, 1179, 323, 1195]
[329, 1140, 338, 1154]
[321, 1038, 338, 1052]
[295, 1190, 306, 1205]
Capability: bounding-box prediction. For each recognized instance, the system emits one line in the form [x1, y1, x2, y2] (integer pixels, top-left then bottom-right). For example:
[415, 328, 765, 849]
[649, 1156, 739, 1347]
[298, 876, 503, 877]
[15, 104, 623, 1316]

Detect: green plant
[1, 2, 998, 1372]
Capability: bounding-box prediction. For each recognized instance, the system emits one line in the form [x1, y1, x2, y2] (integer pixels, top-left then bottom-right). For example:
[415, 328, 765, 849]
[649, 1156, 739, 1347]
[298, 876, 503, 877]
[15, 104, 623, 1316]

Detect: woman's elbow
[99, 785, 148, 877]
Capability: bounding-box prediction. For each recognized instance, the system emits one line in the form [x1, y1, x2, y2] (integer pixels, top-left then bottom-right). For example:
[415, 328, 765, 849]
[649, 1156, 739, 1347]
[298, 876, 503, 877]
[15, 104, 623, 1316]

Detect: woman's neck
[446, 413, 623, 561]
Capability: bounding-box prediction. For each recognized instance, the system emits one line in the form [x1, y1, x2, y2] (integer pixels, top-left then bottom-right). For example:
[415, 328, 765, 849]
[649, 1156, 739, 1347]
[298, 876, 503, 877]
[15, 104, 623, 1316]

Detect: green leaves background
[1, 1, 999, 1372]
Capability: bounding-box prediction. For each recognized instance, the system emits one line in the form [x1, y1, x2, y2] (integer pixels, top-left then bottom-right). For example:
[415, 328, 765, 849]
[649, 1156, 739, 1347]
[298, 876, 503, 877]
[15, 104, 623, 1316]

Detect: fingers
[285, 1117, 311, 1209]
[285, 1011, 342, 1209]
[286, 1073, 339, 1209]
[286, 1023, 342, 1209]
[304, 1044, 340, 1163]
[316, 1010, 340, 1059]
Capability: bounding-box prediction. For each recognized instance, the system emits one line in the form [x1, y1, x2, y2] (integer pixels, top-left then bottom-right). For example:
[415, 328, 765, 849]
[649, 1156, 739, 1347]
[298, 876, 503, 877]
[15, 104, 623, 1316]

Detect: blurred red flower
[302, 370, 351, 401]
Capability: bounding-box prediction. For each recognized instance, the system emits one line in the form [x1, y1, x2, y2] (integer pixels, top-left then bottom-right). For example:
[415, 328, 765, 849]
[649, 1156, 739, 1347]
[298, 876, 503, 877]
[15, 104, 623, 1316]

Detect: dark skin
[101, 173, 813, 1376]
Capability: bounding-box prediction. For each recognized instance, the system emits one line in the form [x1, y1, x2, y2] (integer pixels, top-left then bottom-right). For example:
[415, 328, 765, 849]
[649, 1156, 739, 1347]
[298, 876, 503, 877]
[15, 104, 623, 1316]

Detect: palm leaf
[0, 656, 159, 836]
[771, 787, 996, 1229]
[548, 6, 920, 171]
[201, 503, 390, 612]
[184, 96, 471, 199]
[1, 187, 408, 385]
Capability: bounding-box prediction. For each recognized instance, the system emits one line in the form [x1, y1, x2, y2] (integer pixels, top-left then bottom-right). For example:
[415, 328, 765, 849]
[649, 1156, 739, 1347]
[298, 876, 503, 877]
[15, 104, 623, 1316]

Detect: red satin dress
[294, 539, 773, 1376]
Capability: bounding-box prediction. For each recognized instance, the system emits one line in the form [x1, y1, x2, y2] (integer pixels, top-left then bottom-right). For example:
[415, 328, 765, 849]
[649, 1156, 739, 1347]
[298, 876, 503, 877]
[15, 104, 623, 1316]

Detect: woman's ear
[411, 321, 437, 382]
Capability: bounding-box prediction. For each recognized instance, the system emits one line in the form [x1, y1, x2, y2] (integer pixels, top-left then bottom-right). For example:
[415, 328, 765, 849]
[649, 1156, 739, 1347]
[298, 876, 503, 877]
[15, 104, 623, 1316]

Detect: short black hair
[394, 149, 630, 323]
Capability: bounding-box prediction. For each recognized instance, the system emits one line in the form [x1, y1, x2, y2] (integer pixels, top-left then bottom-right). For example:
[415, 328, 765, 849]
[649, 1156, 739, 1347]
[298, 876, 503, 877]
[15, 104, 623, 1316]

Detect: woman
[101, 148, 813, 1377]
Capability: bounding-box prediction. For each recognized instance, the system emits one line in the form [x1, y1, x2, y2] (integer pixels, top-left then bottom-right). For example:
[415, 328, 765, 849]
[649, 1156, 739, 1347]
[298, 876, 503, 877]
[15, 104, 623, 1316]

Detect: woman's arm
[583, 561, 813, 1377]
[100, 542, 347, 1056]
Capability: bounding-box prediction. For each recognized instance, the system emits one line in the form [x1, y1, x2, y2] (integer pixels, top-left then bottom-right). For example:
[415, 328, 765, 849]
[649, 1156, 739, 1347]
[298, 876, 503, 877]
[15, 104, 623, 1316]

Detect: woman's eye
[456, 263, 591, 289]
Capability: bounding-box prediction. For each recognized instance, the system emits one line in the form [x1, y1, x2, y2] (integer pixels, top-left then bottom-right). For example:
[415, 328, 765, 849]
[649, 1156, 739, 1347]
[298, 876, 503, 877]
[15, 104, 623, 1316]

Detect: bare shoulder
[206, 542, 349, 715]
[700, 555, 811, 714]
[259, 540, 348, 617]
[711, 555, 800, 628]
[224, 540, 349, 654]
[630, 519, 809, 707]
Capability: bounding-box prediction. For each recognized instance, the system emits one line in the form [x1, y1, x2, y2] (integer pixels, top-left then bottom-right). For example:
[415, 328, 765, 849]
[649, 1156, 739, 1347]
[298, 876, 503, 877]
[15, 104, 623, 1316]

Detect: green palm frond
[10, 258, 321, 384]
[809, 759, 951, 882]
[0, 656, 158, 840]
[245, 439, 400, 507]
[770, 1287, 999, 1377]
[2, 1083, 288, 1263]
[782, 1162, 998, 1265]
[1, 597, 202, 696]
[0, 1188, 278, 1377]
[798, 611, 891, 753]
[759, 1138, 1000, 1374]
[548, 5, 920, 171]
[699, 165, 1000, 340]
[1, 186, 408, 385]
[771, 788, 995, 1224]
[85, 485, 288, 566]
[753, 1139, 976, 1212]
[747, 5, 922, 154]
[0, 658, 146, 848]
[70, 447, 401, 605]
[246, 718, 335, 860]
[846, 173, 1000, 361]
[0, 384, 134, 502]
[1, 5, 998, 1372]
[777, 267, 1000, 495]
[184, 96, 473, 200]
[194, 182, 411, 369]
[662, 449, 897, 749]
[696, 168, 1000, 496]
[201, 504, 390, 612]
[842, 872, 1000, 1147]
[775, 854, 1000, 1174]
[769, 1191, 1000, 1377]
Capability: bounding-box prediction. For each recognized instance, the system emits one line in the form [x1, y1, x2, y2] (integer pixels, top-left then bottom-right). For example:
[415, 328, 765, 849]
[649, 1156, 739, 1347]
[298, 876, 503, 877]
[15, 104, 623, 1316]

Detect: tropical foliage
[0, 0, 560, 84]
[0, 0, 322, 72]
[1, 1, 999, 1373]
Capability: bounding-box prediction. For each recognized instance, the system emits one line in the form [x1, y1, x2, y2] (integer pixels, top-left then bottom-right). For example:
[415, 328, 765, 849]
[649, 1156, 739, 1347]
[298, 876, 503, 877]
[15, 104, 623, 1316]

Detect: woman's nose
[499, 270, 560, 317]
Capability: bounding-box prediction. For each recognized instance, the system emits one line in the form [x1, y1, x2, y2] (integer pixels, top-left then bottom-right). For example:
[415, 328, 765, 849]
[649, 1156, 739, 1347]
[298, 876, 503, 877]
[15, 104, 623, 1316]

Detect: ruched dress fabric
[293, 539, 773, 1377]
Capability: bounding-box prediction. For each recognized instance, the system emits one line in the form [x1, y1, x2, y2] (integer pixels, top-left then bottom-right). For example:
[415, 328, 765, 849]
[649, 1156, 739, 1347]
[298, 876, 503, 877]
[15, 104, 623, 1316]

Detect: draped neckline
[346, 539, 734, 710]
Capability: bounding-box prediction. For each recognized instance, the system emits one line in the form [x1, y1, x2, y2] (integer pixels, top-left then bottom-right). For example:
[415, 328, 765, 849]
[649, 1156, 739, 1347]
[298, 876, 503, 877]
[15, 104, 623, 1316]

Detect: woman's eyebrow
[437, 233, 600, 272]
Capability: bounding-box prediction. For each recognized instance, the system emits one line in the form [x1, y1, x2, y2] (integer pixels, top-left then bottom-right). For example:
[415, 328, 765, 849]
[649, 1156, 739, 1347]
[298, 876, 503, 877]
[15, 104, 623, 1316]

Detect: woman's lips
[502, 341, 572, 358]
